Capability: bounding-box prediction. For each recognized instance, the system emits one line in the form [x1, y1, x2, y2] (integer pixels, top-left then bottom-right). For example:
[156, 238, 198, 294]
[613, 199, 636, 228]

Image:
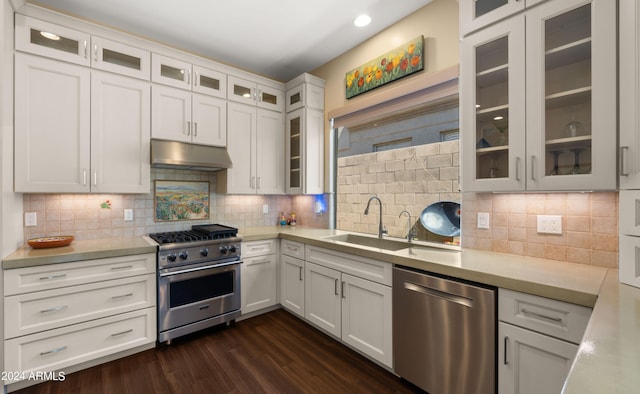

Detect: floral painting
[345, 36, 424, 99]
[155, 181, 209, 221]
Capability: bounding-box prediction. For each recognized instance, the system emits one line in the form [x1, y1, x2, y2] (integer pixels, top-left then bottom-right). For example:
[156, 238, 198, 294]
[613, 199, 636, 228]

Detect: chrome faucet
[364, 195, 387, 239]
[399, 210, 417, 243]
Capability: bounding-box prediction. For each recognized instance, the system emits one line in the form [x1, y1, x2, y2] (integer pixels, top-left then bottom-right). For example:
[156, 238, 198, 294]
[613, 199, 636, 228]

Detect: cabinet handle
[40, 305, 68, 313]
[299, 266, 303, 281]
[92, 169, 97, 186]
[520, 308, 563, 323]
[620, 146, 630, 176]
[40, 345, 67, 356]
[93, 44, 98, 62]
[110, 265, 133, 271]
[258, 89, 262, 102]
[194, 122, 198, 137]
[531, 155, 536, 181]
[194, 72, 199, 86]
[39, 274, 67, 281]
[257, 177, 261, 189]
[111, 329, 133, 337]
[186, 121, 191, 136]
[83, 40, 87, 59]
[253, 88, 257, 101]
[111, 293, 134, 300]
[334, 278, 339, 295]
[82, 169, 87, 186]
[341, 281, 346, 299]
[515, 157, 521, 182]
[250, 176, 256, 189]
[504, 336, 509, 365]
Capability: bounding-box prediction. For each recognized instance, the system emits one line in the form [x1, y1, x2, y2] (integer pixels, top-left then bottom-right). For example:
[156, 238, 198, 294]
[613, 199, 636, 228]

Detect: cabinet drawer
[242, 239, 277, 258]
[4, 308, 155, 381]
[4, 253, 155, 296]
[5, 274, 155, 339]
[498, 289, 591, 344]
[281, 239, 304, 259]
[305, 245, 392, 286]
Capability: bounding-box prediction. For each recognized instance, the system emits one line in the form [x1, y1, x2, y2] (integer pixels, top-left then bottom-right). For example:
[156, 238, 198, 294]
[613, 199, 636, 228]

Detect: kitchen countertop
[2, 237, 156, 269]
[3, 226, 638, 392]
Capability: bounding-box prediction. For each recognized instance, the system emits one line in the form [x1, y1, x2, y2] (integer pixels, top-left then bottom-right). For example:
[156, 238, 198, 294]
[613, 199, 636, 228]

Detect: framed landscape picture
[155, 181, 210, 221]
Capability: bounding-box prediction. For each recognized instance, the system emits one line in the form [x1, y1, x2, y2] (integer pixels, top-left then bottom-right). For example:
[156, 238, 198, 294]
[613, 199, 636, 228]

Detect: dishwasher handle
[403, 281, 474, 308]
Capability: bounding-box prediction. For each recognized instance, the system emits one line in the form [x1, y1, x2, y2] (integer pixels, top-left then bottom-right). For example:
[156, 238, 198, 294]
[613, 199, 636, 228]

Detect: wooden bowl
[28, 236, 74, 249]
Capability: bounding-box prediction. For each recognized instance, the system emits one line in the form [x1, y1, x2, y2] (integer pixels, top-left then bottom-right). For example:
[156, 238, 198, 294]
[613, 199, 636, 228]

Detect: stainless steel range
[148, 224, 242, 344]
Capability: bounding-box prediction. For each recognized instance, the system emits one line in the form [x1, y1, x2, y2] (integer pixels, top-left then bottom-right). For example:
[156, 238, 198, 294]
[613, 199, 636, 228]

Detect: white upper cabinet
[151, 85, 226, 147]
[16, 15, 150, 80]
[227, 75, 284, 112]
[151, 53, 226, 98]
[460, 0, 546, 37]
[219, 102, 284, 194]
[619, 0, 640, 190]
[14, 54, 150, 193]
[15, 14, 91, 66]
[15, 54, 91, 193]
[91, 71, 150, 193]
[91, 36, 150, 80]
[461, 0, 616, 192]
[285, 80, 324, 112]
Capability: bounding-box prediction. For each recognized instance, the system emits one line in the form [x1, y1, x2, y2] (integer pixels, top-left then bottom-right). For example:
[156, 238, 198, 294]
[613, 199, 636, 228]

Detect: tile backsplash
[461, 192, 618, 269]
[22, 168, 329, 243]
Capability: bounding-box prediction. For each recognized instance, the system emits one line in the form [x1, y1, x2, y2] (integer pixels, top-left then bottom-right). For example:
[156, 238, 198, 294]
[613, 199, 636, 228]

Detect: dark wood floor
[14, 309, 424, 394]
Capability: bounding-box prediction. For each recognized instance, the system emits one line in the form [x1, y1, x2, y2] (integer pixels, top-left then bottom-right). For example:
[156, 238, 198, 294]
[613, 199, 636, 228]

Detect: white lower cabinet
[241, 240, 278, 315]
[498, 321, 578, 394]
[280, 254, 305, 318]
[498, 289, 591, 394]
[304, 246, 392, 368]
[3, 254, 156, 385]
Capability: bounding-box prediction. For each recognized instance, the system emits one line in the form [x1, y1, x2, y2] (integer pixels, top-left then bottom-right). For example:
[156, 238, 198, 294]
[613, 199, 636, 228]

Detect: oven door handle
[159, 260, 242, 277]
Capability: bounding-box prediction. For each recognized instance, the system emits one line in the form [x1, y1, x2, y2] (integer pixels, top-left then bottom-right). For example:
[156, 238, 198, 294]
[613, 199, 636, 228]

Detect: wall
[337, 141, 459, 239]
[312, 0, 460, 115]
[461, 192, 618, 269]
[22, 169, 329, 242]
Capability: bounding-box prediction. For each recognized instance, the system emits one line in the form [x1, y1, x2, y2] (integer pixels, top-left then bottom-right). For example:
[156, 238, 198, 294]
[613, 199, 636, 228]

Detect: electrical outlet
[477, 212, 490, 229]
[124, 209, 134, 222]
[537, 215, 562, 234]
[263, 204, 269, 214]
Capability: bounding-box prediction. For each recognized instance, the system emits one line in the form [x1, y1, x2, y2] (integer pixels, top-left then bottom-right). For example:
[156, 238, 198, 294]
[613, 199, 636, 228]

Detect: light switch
[477, 212, 490, 229]
[25, 212, 37, 227]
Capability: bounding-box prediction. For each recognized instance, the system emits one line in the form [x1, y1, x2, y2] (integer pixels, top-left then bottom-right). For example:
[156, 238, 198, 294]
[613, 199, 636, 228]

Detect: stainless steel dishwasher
[393, 266, 497, 394]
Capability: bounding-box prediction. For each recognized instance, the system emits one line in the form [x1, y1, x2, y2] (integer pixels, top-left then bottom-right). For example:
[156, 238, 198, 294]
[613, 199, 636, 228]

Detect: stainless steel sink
[323, 234, 410, 251]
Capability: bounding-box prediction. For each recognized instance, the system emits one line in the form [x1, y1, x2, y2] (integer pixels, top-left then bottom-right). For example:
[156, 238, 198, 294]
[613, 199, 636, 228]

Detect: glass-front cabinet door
[526, 0, 616, 191]
[15, 15, 90, 66]
[460, 0, 525, 37]
[461, 15, 526, 192]
[91, 36, 150, 80]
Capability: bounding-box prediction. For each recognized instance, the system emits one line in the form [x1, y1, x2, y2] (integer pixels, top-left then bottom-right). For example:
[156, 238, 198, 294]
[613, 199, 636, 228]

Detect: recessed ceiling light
[493, 116, 504, 121]
[40, 31, 60, 40]
[354, 14, 371, 27]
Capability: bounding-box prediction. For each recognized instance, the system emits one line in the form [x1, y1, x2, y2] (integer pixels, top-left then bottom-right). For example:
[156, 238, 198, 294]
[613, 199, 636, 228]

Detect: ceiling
[28, 0, 432, 81]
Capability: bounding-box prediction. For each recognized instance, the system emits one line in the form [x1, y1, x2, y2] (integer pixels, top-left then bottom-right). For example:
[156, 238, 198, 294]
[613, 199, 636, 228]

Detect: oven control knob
[178, 251, 189, 260]
[167, 253, 177, 262]
[219, 245, 229, 255]
[200, 248, 209, 257]
[228, 245, 237, 253]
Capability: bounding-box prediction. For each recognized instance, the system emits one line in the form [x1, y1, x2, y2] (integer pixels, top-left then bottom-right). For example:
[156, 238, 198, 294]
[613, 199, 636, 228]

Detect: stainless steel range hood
[151, 139, 232, 171]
